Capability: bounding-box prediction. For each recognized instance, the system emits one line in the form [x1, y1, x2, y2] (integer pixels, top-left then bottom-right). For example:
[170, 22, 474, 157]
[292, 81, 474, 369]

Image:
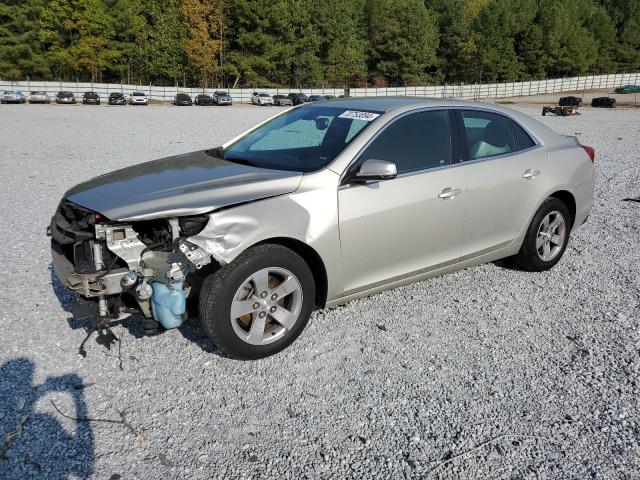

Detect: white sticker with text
[338, 110, 380, 121]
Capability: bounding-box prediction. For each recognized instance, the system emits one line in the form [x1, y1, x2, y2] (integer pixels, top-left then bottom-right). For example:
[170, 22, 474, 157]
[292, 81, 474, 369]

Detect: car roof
[306, 96, 504, 112]
[305, 96, 562, 145]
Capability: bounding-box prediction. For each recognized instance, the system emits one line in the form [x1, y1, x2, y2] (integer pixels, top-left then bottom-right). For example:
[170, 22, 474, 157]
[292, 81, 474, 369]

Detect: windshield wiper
[223, 155, 258, 168]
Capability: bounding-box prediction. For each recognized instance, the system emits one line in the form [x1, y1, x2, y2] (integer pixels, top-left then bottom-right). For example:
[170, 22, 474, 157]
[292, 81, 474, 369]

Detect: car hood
[65, 150, 303, 221]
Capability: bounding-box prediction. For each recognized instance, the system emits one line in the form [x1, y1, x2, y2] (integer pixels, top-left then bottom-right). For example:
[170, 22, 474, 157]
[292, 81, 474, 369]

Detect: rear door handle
[522, 169, 540, 179]
[438, 187, 462, 200]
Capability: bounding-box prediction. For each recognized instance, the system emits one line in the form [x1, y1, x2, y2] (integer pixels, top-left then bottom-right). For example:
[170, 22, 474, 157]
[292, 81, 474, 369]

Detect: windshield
[215, 92, 228, 96]
[258, 93, 269, 97]
[220, 106, 381, 172]
[132, 92, 144, 96]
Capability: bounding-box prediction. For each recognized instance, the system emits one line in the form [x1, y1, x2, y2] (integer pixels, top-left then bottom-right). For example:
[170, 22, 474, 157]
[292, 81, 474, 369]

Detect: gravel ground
[0, 103, 639, 479]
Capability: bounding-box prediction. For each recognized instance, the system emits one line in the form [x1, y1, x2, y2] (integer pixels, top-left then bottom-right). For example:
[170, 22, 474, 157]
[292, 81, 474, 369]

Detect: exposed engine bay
[49, 199, 215, 330]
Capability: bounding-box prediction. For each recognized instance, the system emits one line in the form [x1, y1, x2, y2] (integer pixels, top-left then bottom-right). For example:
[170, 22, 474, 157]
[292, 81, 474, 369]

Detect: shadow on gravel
[48, 262, 228, 358]
[178, 318, 230, 358]
[49, 264, 74, 314]
[0, 358, 94, 479]
[492, 258, 528, 272]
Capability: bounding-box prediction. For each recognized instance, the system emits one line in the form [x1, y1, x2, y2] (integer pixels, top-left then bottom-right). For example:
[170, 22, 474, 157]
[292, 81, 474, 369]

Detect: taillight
[582, 145, 595, 163]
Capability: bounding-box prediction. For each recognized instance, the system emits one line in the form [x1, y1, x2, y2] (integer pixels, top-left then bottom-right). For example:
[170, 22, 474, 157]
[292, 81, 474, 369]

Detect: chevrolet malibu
[50, 98, 595, 359]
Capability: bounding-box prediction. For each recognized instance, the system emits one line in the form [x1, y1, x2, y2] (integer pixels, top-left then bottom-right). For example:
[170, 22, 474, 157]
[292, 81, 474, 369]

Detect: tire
[512, 198, 572, 272]
[199, 244, 315, 360]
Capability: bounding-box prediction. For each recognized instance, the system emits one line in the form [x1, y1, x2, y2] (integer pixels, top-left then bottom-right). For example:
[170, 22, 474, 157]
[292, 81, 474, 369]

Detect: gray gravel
[0, 103, 639, 479]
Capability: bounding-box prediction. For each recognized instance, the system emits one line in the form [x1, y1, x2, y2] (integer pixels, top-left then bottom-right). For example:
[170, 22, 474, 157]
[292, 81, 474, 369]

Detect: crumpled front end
[49, 200, 216, 329]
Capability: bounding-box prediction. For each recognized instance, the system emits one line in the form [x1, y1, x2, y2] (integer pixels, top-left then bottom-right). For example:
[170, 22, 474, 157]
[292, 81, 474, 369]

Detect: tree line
[0, 0, 638, 88]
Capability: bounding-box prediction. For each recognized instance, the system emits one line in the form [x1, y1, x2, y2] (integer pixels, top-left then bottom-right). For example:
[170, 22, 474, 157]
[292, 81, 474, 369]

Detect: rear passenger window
[461, 110, 515, 160]
[512, 121, 535, 150]
[359, 110, 451, 174]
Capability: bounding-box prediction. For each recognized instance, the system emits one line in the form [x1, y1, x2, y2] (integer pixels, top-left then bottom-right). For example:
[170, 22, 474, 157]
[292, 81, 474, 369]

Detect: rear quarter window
[512, 121, 536, 151]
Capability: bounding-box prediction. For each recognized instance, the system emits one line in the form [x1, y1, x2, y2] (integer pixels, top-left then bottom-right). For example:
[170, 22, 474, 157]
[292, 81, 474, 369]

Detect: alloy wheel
[536, 210, 566, 261]
[230, 267, 303, 346]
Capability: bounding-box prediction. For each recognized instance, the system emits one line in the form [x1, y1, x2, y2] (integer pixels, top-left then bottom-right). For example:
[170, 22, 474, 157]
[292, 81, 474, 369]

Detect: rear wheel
[512, 198, 571, 271]
[199, 244, 315, 359]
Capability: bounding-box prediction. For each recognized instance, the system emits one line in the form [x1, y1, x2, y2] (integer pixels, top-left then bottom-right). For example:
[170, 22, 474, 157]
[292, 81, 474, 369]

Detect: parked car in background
[28, 91, 50, 104]
[48, 98, 595, 360]
[129, 91, 148, 105]
[308, 95, 325, 102]
[195, 94, 214, 106]
[213, 91, 233, 105]
[108, 92, 127, 105]
[324, 95, 335, 100]
[614, 85, 640, 94]
[82, 92, 100, 105]
[272, 94, 293, 106]
[1, 91, 27, 104]
[55, 91, 76, 104]
[174, 93, 193, 106]
[287, 92, 309, 105]
[591, 97, 616, 108]
[251, 92, 274, 106]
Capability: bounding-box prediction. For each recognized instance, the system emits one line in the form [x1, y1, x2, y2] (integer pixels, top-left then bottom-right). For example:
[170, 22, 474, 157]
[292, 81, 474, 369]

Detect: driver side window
[359, 110, 451, 175]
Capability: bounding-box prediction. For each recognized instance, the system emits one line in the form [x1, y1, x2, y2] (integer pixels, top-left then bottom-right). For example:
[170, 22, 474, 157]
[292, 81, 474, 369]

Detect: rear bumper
[572, 172, 596, 230]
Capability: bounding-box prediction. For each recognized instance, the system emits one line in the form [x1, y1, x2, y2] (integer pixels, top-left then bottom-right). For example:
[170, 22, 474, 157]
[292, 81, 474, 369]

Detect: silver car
[28, 91, 51, 103]
[50, 98, 595, 359]
[1, 91, 27, 103]
[251, 92, 274, 106]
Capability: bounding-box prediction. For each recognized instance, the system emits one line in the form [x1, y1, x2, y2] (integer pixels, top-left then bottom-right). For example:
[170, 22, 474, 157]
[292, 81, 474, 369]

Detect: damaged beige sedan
[50, 98, 595, 359]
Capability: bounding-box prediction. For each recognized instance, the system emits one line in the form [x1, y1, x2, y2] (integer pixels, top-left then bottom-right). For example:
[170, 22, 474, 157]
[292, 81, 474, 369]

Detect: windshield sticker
[338, 110, 380, 121]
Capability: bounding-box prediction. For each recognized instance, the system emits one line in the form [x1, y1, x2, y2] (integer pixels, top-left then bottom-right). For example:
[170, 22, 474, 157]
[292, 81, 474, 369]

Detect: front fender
[187, 170, 344, 300]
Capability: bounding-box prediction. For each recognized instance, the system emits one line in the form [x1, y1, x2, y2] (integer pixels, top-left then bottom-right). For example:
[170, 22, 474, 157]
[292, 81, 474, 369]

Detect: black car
[82, 92, 100, 105]
[108, 92, 126, 105]
[213, 91, 233, 105]
[591, 97, 616, 108]
[174, 93, 193, 106]
[55, 91, 76, 104]
[308, 95, 325, 102]
[287, 93, 309, 105]
[194, 94, 214, 106]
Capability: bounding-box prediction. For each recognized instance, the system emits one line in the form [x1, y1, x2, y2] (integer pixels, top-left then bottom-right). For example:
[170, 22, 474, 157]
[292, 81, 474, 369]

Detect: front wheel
[199, 244, 315, 359]
[512, 198, 571, 271]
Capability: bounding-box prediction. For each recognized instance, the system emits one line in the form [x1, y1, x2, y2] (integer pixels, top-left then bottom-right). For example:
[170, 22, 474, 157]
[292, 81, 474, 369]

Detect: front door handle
[438, 187, 462, 200]
[522, 169, 540, 179]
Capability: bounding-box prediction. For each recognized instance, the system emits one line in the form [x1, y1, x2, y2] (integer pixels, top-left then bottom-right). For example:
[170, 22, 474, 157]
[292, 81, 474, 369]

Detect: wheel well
[549, 190, 576, 225]
[256, 237, 328, 309]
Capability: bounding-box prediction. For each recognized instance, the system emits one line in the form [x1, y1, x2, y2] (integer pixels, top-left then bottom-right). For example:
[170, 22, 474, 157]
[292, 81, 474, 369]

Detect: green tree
[141, 0, 187, 85]
[366, 0, 439, 85]
[312, 0, 367, 87]
[538, 0, 599, 76]
[0, 0, 49, 79]
[104, 0, 148, 83]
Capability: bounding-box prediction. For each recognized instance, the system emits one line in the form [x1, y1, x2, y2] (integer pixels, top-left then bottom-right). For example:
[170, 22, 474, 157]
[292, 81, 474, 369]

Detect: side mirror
[355, 159, 397, 181]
